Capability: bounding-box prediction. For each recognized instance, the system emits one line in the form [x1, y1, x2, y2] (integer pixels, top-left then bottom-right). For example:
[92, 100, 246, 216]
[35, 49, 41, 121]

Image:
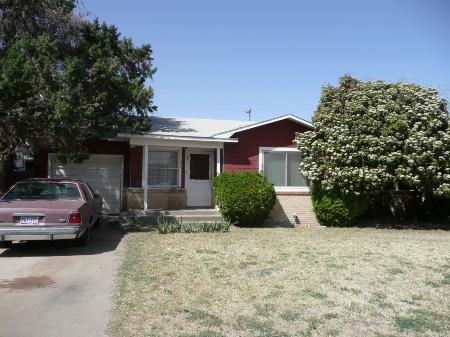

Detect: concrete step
[122, 208, 224, 226]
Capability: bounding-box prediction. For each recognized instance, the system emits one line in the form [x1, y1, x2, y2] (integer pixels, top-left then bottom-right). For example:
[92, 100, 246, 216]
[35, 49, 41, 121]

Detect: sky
[80, 0, 450, 123]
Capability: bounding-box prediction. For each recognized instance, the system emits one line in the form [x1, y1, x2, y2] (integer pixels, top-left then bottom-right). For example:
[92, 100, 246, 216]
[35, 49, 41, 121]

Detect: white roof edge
[117, 133, 239, 143]
[104, 137, 128, 142]
[212, 114, 314, 138]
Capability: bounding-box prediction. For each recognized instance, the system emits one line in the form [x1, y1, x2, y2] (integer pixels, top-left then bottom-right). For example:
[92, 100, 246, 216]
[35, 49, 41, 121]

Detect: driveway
[0, 217, 125, 337]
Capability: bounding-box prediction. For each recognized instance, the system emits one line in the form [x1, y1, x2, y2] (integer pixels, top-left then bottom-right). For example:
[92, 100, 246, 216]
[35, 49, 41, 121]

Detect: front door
[186, 149, 213, 207]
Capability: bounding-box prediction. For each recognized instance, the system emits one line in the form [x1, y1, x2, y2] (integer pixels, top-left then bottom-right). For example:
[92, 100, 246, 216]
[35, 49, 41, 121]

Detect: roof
[119, 114, 313, 143]
[212, 114, 314, 138]
[147, 116, 256, 138]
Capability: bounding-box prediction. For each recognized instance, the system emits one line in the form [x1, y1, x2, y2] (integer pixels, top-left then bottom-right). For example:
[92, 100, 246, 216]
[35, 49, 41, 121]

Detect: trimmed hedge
[311, 184, 369, 226]
[212, 171, 276, 227]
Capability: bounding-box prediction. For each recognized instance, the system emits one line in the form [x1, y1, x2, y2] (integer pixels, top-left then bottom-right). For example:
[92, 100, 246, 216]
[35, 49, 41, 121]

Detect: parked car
[0, 178, 102, 247]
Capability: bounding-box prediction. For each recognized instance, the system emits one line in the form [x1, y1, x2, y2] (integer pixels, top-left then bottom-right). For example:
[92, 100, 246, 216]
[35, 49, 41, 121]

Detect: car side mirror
[94, 193, 100, 198]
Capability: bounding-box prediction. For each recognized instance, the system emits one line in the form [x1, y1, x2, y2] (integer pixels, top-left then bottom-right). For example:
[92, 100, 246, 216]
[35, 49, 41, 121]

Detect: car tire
[76, 227, 90, 246]
[0, 241, 12, 248]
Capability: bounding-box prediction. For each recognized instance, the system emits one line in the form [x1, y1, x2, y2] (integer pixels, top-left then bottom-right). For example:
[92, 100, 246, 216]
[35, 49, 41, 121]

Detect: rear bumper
[0, 226, 82, 241]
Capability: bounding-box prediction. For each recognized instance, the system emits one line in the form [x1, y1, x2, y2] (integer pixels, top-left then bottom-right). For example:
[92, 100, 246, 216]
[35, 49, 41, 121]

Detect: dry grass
[108, 227, 450, 337]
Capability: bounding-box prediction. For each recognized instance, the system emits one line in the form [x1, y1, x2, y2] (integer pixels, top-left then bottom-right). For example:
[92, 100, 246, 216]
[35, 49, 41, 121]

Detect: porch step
[124, 208, 224, 226]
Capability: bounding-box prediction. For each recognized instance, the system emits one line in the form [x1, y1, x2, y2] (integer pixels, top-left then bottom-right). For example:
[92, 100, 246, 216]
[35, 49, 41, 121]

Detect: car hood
[0, 200, 86, 224]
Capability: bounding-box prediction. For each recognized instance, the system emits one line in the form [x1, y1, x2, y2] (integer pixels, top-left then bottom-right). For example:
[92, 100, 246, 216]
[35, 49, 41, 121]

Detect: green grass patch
[235, 315, 273, 332]
[395, 309, 448, 333]
[323, 312, 338, 319]
[341, 286, 362, 295]
[387, 268, 404, 275]
[303, 289, 328, 299]
[280, 309, 300, 321]
[179, 330, 225, 337]
[254, 303, 276, 317]
[184, 309, 223, 327]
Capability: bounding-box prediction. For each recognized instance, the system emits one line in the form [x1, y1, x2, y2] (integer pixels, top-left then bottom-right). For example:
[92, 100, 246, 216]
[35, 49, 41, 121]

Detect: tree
[0, 0, 156, 186]
[295, 75, 450, 200]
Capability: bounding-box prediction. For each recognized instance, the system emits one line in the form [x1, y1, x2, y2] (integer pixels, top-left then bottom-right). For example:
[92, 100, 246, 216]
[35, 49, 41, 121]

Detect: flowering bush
[295, 75, 450, 201]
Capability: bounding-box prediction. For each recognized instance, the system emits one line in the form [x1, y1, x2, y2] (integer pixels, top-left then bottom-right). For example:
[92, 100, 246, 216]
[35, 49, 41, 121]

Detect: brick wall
[124, 188, 319, 227]
[267, 191, 320, 227]
[125, 188, 187, 210]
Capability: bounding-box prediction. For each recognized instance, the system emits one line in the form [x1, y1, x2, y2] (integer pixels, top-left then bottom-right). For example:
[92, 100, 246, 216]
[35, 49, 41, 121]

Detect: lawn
[108, 226, 449, 337]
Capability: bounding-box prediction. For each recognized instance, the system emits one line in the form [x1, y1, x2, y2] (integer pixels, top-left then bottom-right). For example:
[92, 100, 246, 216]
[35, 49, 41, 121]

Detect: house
[33, 114, 319, 226]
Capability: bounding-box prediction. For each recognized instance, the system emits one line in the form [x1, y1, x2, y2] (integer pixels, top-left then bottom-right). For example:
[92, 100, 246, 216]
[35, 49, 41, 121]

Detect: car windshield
[1, 182, 82, 201]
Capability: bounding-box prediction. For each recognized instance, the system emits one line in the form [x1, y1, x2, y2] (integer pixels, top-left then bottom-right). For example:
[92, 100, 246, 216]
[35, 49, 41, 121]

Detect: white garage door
[49, 154, 123, 214]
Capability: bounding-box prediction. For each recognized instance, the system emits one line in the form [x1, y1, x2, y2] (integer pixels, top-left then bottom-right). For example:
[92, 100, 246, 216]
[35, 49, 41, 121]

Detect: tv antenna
[246, 109, 252, 121]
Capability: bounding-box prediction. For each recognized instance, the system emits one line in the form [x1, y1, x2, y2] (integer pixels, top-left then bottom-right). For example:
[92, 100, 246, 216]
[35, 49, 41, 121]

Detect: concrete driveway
[0, 217, 125, 337]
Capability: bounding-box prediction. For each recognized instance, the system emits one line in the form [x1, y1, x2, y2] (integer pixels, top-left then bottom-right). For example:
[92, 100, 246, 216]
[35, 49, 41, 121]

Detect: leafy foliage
[311, 184, 369, 226]
[295, 75, 450, 199]
[156, 218, 231, 234]
[0, 0, 156, 175]
[212, 171, 276, 227]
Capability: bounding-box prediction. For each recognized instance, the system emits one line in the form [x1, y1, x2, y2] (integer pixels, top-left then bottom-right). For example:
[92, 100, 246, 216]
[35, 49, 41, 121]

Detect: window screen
[190, 154, 210, 180]
[148, 151, 179, 186]
[263, 151, 307, 187]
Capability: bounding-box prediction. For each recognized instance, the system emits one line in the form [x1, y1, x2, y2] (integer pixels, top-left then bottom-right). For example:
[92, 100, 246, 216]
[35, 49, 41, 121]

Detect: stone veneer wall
[125, 188, 187, 210]
[267, 191, 320, 227]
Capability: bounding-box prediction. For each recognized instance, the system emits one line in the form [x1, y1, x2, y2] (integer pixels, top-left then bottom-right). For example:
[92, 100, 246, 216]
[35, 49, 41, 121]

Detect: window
[189, 154, 210, 180]
[81, 182, 94, 201]
[260, 148, 308, 188]
[148, 151, 179, 186]
[1, 182, 82, 201]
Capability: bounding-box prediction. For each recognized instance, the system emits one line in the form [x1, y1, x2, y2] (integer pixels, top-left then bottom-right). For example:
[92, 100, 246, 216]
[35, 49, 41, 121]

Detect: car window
[1, 182, 82, 201]
[81, 183, 93, 201]
[84, 182, 98, 199]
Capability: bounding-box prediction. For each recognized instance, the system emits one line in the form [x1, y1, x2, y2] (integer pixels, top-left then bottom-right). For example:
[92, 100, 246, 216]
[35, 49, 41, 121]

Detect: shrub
[211, 171, 276, 227]
[311, 184, 369, 226]
[156, 218, 231, 234]
[419, 195, 450, 221]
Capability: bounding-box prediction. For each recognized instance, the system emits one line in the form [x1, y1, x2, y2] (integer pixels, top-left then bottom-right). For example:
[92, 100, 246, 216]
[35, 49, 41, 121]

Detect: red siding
[130, 146, 143, 188]
[223, 119, 311, 172]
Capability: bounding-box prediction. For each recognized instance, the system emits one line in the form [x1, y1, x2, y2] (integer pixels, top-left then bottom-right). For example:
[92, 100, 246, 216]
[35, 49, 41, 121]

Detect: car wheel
[76, 227, 90, 246]
[0, 241, 12, 248]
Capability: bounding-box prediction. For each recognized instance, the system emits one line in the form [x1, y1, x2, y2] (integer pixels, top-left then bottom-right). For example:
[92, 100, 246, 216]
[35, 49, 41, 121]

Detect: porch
[127, 143, 230, 211]
[122, 189, 320, 227]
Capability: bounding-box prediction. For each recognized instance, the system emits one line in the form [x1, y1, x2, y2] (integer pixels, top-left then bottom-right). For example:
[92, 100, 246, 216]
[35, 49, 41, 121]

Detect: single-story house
[33, 114, 319, 226]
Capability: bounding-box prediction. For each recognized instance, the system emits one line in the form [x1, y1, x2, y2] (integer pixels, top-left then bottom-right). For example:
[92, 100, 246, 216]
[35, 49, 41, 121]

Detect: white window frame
[147, 147, 182, 188]
[259, 147, 309, 192]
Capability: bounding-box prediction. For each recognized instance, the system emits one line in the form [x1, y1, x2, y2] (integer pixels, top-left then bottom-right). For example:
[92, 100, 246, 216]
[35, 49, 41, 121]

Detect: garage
[48, 154, 123, 214]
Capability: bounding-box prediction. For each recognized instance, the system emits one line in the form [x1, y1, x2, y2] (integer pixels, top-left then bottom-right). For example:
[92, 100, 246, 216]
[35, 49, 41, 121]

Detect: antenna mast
[246, 109, 252, 121]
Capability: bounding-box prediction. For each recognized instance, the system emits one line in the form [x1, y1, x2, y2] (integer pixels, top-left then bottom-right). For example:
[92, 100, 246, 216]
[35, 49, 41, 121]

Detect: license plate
[20, 216, 39, 225]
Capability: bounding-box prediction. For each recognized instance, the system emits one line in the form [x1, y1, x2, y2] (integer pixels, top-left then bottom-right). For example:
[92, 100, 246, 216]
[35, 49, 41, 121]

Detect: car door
[84, 182, 102, 214]
[80, 182, 98, 226]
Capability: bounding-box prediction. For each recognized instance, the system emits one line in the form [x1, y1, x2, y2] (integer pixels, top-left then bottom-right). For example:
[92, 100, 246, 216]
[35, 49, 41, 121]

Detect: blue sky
[81, 0, 450, 122]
